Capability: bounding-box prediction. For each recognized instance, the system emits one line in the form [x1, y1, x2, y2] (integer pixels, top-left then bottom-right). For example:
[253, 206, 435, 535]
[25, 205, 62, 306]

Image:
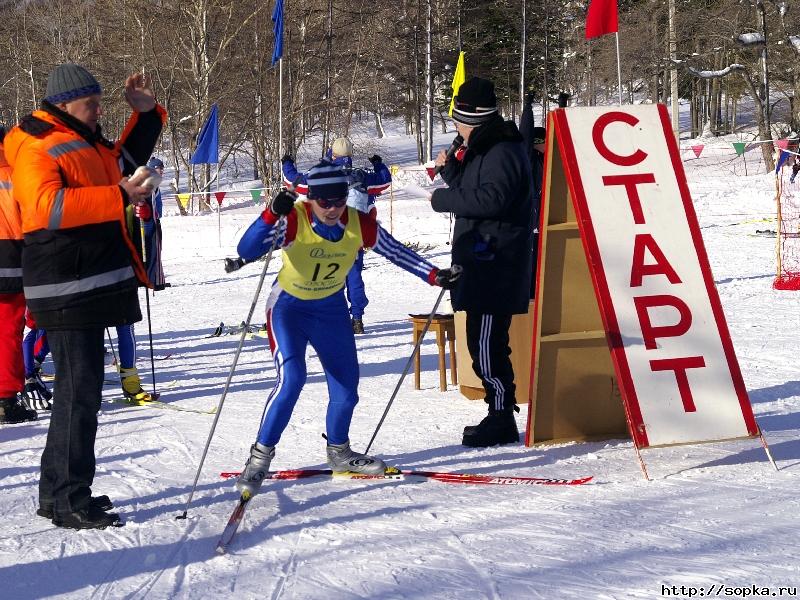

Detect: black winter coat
[431, 116, 536, 315]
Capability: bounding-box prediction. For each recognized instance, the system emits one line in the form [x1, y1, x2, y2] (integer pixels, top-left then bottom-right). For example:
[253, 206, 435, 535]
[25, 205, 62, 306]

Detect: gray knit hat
[44, 64, 102, 104]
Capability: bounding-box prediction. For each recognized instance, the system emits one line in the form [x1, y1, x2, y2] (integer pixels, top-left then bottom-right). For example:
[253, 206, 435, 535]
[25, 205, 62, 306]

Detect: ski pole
[176, 219, 283, 520]
[139, 215, 157, 397]
[364, 286, 448, 454]
[105, 328, 118, 366]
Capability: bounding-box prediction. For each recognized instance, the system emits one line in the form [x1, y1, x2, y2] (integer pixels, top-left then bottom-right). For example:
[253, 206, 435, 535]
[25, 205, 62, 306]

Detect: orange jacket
[4, 103, 166, 328]
[0, 141, 23, 293]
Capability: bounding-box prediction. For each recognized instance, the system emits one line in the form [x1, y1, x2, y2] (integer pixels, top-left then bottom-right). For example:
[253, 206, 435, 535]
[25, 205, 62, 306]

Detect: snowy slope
[1, 119, 799, 600]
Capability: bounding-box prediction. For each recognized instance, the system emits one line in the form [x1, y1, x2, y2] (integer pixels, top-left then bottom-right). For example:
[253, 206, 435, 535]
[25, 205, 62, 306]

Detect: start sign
[551, 104, 757, 448]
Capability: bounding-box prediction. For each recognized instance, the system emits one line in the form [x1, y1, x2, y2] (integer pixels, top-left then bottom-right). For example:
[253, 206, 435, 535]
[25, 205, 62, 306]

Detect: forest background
[1, 0, 799, 193]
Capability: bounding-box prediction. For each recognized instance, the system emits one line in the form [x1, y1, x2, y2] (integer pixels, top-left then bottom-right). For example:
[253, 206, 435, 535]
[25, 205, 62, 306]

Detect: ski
[215, 492, 252, 555]
[105, 397, 217, 415]
[208, 321, 267, 338]
[220, 469, 592, 486]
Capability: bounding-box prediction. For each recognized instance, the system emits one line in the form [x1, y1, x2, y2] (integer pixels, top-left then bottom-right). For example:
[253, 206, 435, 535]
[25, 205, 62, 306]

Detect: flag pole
[278, 57, 283, 164]
[615, 32, 623, 105]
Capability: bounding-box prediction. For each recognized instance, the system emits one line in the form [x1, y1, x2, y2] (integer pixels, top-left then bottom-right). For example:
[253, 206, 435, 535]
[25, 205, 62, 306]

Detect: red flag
[585, 0, 618, 39]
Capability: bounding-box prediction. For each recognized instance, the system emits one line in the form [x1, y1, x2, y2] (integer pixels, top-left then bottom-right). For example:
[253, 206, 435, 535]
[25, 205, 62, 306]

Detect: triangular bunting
[776, 139, 789, 150]
[690, 144, 704, 158]
[250, 189, 262, 204]
[177, 193, 190, 209]
[214, 191, 226, 206]
[732, 142, 746, 156]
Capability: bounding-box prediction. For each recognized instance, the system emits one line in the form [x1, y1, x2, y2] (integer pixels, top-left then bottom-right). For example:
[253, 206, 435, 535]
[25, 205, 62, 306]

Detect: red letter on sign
[634, 295, 692, 349]
[630, 234, 682, 287]
[602, 173, 657, 224]
[592, 112, 649, 166]
[650, 356, 706, 412]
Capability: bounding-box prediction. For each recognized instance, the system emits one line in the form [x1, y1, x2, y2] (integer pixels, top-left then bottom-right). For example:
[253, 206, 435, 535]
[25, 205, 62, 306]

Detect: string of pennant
[167, 188, 271, 209]
[681, 138, 800, 158]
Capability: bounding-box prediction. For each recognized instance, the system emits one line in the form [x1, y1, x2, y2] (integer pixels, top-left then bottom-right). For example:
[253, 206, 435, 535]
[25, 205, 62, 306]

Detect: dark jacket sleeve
[121, 106, 167, 167]
[430, 145, 526, 220]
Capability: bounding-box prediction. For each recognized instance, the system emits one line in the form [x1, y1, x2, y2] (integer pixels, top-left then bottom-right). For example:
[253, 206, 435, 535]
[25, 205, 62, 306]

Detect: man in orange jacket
[4, 64, 166, 529]
[0, 126, 38, 425]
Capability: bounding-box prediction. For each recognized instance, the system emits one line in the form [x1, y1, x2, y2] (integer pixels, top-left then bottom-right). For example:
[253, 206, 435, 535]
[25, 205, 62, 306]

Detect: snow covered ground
[1, 116, 799, 600]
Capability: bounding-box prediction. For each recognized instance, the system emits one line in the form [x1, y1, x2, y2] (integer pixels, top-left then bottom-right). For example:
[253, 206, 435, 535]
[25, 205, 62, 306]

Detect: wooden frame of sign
[526, 105, 775, 478]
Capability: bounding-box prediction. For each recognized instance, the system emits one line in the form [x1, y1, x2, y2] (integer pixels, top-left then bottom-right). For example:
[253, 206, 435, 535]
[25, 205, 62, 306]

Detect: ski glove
[270, 190, 296, 216]
[281, 154, 294, 164]
[434, 265, 463, 289]
[368, 154, 382, 165]
[224, 257, 247, 273]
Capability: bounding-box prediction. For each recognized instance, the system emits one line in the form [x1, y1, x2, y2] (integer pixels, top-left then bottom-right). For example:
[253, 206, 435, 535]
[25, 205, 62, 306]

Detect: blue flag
[191, 104, 219, 165]
[271, 0, 284, 66]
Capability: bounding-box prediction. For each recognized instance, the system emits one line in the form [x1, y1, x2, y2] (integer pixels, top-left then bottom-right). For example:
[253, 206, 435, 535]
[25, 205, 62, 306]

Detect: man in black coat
[431, 76, 537, 447]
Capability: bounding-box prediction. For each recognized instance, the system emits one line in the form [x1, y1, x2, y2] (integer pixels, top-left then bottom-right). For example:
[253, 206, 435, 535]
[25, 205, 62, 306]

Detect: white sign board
[553, 104, 757, 447]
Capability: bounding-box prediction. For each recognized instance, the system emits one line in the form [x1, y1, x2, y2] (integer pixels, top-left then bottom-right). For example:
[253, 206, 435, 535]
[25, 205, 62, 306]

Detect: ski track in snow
[2, 120, 800, 598]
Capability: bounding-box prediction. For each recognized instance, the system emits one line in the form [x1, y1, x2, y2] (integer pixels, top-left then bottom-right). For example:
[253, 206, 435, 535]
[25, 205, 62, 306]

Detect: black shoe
[52, 504, 123, 530]
[352, 318, 365, 334]
[37, 495, 114, 520]
[462, 412, 520, 447]
[0, 397, 38, 424]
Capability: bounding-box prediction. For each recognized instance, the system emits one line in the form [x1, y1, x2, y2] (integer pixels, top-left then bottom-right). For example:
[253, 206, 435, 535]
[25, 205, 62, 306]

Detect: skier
[233, 160, 458, 496]
[0, 126, 38, 424]
[281, 136, 392, 333]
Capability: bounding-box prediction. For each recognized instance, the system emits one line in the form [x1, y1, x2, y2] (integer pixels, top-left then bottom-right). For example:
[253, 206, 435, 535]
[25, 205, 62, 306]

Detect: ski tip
[215, 543, 227, 555]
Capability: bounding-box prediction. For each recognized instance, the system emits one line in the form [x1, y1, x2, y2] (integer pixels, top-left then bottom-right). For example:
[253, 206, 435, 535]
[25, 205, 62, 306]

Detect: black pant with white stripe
[465, 313, 515, 413]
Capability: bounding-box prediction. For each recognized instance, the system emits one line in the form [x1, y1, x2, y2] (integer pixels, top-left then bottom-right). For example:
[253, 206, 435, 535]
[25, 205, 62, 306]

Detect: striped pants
[465, 313, 515, 413]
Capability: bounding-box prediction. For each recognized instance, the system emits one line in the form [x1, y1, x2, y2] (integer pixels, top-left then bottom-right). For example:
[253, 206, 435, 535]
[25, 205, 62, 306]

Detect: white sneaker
[326, 441, 387, 474]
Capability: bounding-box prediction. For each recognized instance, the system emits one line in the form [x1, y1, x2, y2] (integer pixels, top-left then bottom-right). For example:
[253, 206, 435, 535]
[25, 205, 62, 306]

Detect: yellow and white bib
[277, 203, 363, 300]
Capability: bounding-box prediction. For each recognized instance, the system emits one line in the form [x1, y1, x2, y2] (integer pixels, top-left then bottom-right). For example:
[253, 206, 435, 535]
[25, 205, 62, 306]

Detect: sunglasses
[312, 196, 347, 209]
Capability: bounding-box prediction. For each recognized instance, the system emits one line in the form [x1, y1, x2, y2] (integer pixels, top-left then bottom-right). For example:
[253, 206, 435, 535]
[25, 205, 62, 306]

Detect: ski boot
[120, 367, 158, 403]
[0, 396, 38, 424]
[21, 373, 53, 411]
[326, 440, 390, 475]
[462, 409, 519, 447]
[235, 443, 275, 496]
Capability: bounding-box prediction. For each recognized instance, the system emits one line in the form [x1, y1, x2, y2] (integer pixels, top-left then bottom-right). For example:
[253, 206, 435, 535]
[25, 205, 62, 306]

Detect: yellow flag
[177, 193, 190, 209]
[448, 51, 466, 117]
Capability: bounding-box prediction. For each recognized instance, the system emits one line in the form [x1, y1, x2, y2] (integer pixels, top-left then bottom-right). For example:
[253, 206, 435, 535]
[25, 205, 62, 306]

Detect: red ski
[215, 491, 252, 555]
[220, 469, 592, 486]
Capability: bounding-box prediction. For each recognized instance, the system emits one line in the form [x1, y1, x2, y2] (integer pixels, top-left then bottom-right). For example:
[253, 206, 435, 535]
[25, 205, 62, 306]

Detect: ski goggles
[311, 196, 348, 209]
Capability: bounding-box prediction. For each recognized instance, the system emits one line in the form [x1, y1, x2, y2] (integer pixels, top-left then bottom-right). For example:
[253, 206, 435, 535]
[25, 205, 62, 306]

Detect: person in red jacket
[0, 126, 38, 424]
[4, 64, 166, 529]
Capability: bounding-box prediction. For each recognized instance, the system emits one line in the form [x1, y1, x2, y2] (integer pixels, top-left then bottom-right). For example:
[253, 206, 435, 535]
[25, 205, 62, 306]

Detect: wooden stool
[409, 314, 457, 392]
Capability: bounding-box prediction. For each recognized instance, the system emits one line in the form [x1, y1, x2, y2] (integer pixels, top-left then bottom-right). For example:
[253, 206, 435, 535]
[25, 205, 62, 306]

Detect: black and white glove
[281, 153, 294, 164]
[368, 154, 382, 165]
[21, 376, 53, 410]
[270, 190, 296, 216]
[434, 265, 463, 289]
[224, 257, 247, 273]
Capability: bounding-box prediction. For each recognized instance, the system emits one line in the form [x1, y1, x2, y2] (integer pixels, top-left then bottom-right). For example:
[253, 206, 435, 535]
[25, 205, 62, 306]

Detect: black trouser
[39, 327, 105, 513]
[465, 313, 515, 413]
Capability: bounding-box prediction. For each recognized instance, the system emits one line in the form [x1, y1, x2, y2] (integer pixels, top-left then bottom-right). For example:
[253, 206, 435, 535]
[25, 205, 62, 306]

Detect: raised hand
[123, 73, 156, 113]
